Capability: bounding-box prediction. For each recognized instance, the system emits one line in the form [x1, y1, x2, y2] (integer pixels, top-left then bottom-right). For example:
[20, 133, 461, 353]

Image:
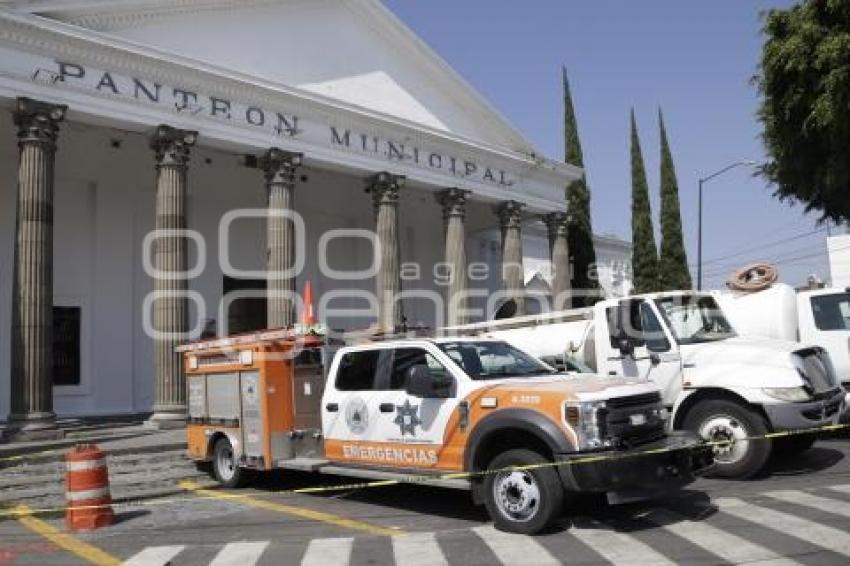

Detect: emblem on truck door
[394, 400, 422, 436]
[345, 397, 369, 434]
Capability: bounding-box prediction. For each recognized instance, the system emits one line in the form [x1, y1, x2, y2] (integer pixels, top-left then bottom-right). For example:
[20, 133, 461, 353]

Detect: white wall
[0, 113, 521, 417]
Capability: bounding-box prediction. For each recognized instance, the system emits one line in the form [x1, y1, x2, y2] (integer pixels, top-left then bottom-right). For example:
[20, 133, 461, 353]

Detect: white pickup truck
[449, 291, 846, 479]
[183, 330, 712, 534]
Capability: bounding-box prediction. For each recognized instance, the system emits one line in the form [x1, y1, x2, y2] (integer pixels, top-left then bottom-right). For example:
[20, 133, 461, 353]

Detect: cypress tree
[658, 109, 693, 290]
[562, 67, 599, 305]
[629, 110, 659, 293]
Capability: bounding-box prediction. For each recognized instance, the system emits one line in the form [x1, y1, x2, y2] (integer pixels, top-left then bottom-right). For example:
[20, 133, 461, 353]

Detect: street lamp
[697, 160, 758, 290]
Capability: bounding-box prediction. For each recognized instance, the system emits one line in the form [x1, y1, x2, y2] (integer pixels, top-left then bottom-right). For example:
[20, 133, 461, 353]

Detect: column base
[3, 412, 63, 442]
[144, 408, 187, 431]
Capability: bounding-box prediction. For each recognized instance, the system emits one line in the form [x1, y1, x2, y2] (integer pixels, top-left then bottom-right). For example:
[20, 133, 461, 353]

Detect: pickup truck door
[323, 345, 462, 470]
[799, 290, 850, 385]
[595, 299, 684, 405]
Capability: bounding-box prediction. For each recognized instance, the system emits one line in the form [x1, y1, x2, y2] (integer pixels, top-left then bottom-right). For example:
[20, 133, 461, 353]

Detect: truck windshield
[654, 296, 736, 345]
[438, 341, 557, 380]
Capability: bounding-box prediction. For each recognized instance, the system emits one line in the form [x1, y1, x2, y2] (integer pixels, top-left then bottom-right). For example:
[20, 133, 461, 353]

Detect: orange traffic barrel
[65, 444, 114, 531]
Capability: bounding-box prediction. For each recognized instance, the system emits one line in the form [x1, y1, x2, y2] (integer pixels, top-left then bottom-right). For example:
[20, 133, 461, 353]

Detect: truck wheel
[683, 400, 771, 479]
[483, 449, 563, 534]
[212, 437, 246, 488]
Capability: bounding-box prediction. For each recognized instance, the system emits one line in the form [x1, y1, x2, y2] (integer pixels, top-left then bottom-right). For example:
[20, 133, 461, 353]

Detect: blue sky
[384, 0, 834, 290]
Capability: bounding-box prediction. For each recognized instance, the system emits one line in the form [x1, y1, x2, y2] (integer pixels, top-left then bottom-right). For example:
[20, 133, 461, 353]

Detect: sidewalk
[0, 418, 214, 515]
[0, 417, 185, 463]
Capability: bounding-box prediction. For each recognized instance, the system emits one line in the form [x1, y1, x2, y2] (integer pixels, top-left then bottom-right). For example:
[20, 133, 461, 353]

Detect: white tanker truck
[447, 290, 845, 479]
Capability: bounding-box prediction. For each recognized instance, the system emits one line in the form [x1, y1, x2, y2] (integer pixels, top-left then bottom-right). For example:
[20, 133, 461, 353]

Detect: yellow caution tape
[0, 421, 847, 520]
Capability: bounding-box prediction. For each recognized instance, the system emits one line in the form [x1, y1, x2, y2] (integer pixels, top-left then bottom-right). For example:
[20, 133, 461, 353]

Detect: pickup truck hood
[479, 374, 659, 403]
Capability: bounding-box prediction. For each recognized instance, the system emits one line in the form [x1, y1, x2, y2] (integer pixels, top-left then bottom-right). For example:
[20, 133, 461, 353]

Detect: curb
[0, 440, 188, 468]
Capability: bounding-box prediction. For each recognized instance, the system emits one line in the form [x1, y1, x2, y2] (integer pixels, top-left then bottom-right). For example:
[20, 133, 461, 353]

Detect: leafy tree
[756, 0, 850, 222]
[562, 67, 599, 305]
[630, 110, 659, 293]
[658, 110, 693, 290]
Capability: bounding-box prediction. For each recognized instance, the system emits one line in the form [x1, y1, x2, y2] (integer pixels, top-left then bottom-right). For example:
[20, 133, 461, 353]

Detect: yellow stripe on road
[12, 505, 122, 566]
[179, 480, 402, 537]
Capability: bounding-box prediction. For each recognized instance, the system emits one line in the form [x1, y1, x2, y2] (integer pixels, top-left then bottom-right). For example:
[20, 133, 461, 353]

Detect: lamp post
[697, 160, 757, 290]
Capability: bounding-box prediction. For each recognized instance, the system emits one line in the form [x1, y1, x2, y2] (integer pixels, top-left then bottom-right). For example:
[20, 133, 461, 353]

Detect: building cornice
[0, 7, 581, 209]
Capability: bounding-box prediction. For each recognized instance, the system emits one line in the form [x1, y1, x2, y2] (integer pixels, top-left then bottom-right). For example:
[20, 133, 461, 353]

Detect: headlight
[564, 401, 607, 450]
[762, 386, 812, 402]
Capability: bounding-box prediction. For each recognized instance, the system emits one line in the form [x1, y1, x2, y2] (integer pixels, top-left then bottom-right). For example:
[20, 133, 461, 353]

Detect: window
[387, 348, 448, 390]
[223, 276, 266, 333]
[335, 350, 381, 391]
[640, 302, 670, 352]
[811, 293, 850, 331]
[53, 306, 81, 386]
[655, 296, 735, 345]
[606, 301, 646, 348]
[438, 341, 554, 380]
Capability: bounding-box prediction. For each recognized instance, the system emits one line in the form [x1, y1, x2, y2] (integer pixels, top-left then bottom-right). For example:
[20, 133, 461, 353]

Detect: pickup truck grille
[601, 392, 666, 448]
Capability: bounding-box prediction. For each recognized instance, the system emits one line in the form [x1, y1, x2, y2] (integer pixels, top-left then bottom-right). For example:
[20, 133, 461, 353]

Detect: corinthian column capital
[542, 211, 569, 239]
[150, 124, 197, 168]
[436, 187, 471, 220]
[496, 200, 525, 229]
[14, 97, 66, 146]
[259, 147, 302, 185]
[366, 171, 404, 210]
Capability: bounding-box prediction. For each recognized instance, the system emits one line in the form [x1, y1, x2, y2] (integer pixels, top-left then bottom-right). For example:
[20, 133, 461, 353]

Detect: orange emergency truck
[182, 329, 713, 534]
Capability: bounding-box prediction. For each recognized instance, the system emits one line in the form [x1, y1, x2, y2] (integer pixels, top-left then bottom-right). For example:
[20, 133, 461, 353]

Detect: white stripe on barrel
[66, 486, 111, 502]
[66, 457, 107, 472]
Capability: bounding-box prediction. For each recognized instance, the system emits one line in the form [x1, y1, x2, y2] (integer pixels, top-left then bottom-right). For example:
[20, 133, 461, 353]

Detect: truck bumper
[555, 431, 714, 497]
[763, 388, 845, 430]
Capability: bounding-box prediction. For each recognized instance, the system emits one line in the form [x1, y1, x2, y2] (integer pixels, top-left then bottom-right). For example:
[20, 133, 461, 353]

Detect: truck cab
[182, 331, 712, 534]
[596, 292, 845, 478]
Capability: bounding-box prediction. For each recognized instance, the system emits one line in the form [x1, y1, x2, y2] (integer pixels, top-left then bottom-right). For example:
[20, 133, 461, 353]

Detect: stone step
[0, 449, 192, 487]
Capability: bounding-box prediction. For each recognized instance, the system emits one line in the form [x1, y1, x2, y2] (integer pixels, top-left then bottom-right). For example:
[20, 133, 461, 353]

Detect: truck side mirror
[617, 337, 635, 357]
[406, 364, 452, 398]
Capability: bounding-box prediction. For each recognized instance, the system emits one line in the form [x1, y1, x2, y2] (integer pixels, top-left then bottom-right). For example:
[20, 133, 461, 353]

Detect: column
[437, 188, 470, 327]
[258, 148, 301, 328]
[146, 125, 196, 429]
[543, 211, 571, 311]
[496, 200, 526, 317]
[6, 97, 66, 439]
[367, 172, 404, 332]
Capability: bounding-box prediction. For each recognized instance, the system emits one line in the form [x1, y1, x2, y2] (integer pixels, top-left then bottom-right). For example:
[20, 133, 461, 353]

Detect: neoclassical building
[0, 0, 631, 437]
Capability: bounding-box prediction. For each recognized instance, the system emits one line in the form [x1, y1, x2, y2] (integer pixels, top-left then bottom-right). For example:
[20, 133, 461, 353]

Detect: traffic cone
[65, 444, 114, 531]
[303, 280, 316, 325]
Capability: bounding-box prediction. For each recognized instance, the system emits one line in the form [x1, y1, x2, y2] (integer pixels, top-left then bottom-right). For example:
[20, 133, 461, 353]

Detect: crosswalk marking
[472, 525, 559, 566]
[392, 532, 447, 566]
[569, 521, 677, 566]
[766, 490, 850, 519]
[209, 541, 269, 566]
[826, 483, 850, 496]
[716, 497, 850, 557]
[300, 537, 353, 566]
[649, 508, 802, 566]
[122, 545, 185, 566]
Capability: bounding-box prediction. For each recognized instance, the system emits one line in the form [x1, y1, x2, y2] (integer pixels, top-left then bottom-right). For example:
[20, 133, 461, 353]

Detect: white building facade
[0, 0, 631, 431]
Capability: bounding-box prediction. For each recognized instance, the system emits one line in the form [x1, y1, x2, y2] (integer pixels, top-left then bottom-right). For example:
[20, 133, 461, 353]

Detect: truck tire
[683, 400, 771, 479]
[482, 449, 564, 534]
[212, 437, 246, 488]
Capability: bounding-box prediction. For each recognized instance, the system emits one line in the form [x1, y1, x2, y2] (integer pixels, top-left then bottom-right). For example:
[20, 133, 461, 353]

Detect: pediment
[20, 0, 535, 153]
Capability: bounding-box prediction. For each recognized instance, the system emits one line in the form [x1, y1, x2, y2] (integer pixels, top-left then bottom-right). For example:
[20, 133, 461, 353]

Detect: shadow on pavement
[764, 446, 844, 477]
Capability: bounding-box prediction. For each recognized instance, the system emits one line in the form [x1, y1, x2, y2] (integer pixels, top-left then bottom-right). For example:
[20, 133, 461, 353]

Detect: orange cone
[65, 444, 114, 531]
[303, 280, 316, 325]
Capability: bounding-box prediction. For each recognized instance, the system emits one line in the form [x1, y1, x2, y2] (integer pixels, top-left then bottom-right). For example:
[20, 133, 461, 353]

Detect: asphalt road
[3, 435, 850, 565]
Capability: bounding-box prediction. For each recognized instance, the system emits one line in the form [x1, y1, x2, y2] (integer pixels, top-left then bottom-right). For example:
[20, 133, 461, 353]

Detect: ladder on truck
[442, 306, 595, 336]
